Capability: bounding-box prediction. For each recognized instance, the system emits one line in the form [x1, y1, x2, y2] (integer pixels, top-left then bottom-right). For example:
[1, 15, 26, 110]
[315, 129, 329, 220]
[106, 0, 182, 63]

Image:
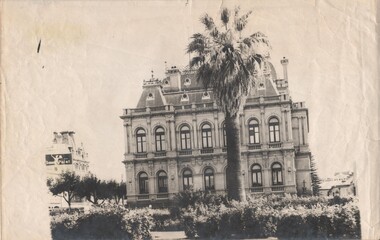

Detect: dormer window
[164, 80, 169, 85]
[147, 93, 154, 100]
[181, 93, 189, 102]
[202, 91, 210, 100]
[184, 78, 191, 86]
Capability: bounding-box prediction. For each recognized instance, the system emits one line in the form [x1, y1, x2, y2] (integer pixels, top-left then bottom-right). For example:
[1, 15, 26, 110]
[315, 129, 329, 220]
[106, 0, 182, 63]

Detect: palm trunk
[225, 113, 246, 201]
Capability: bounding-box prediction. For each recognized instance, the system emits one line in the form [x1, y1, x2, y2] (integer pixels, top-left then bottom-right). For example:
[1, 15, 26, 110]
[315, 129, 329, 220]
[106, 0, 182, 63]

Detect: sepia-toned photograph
[1, 0, 378, 239]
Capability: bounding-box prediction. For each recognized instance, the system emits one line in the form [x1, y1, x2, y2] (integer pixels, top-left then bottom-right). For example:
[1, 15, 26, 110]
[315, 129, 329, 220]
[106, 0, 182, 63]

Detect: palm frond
[201, 14, 215, 31]
[234, 10, 252, 32]
[221, 8, 230, 26]
[187, 33, 207, 54]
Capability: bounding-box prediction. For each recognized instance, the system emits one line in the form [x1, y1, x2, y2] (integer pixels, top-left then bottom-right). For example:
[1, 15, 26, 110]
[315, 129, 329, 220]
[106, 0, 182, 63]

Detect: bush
[51, 205, 152, 240]
[181, 195, 361, 239]
[150, 209, 182, 231]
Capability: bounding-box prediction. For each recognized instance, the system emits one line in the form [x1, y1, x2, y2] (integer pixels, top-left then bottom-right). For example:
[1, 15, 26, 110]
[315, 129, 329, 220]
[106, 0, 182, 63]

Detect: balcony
[200, 148, 214, 154]
[248, 144, 261, 150]
[156, 193, 169, 199]
[179, 149, 192, 156]
[271, 186, 285, 192]
[134, 153, 147, 159]
[137, 194, 150, 200]
[154, 152, 166, 157]
[250, 187, 264, 193]
[269, 142, 282, 149]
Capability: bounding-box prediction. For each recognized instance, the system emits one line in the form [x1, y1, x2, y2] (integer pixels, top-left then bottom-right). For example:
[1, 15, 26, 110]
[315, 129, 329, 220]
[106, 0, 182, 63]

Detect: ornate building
[121, 58, 312, 206]
[46, 131, 90, 207]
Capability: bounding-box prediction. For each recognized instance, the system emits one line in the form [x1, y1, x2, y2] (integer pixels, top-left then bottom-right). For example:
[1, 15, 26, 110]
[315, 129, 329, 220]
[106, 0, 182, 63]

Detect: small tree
[77, 173, 110, 205]
[106, 180, 127, 205]
[310, 155, 321, 196]
[48, 171, 80, 209]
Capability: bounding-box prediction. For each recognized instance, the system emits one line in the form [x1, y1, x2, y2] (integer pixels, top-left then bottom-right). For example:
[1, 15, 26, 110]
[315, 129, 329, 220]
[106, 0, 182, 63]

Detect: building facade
[46, 131, 90, 207]
[121, 58, 312, 206]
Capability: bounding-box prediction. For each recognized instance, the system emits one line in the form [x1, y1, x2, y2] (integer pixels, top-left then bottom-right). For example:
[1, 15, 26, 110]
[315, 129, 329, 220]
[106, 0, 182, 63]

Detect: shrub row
[182, 196, 361, 239]
[51, 205, 152, 240]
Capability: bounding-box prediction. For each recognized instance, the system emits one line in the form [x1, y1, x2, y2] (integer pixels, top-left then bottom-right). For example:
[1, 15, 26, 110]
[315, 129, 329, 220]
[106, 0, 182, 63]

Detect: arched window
[248, 119, 260, 144]
[251, 164, 262, 187]
[204, 168, 215, 191]
[180, 125, 191, 150]
[157, 171, 168, 193]
[269, 118, 280, 143]
[136, 129, 146, 153]
[271, 163, 283, 185]
[201, 123, 213, 149]
[183, 169, 193, 190]
[138, 172, 149, 194]
[155, 127, 166, 152]
[222, 123, 227, 147]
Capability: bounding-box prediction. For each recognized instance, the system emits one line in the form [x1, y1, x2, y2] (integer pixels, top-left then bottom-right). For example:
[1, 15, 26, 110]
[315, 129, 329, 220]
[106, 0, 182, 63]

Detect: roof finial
[151, 69, 154, 80]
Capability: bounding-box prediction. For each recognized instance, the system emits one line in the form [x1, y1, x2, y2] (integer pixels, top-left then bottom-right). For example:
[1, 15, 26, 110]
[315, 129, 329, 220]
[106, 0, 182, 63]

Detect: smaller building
[320, 171, 356, 197]
[46, 131, 90, 208]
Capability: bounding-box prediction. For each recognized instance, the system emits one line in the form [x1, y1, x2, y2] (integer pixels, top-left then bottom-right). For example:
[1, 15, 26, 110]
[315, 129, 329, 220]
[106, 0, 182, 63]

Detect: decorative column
[192, 115, 198, 149]
[169, 118, 176, 151]
[298, 117, 303, 145]
[281, 110, 286, 142]
[240, 113, 246, 145]
[214, 113, 220, 148]
[287, 111, 293, 141]
[303, 116, 309, 145]
[147, 118, 152, 152]
[260, 107, 266, 145]
[123, 122, 130, 154]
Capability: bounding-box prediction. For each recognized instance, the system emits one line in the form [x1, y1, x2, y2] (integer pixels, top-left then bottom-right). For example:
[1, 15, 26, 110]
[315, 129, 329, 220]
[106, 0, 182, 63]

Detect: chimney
[281, 57, 289, 81]
[53, 132, 58, 143]
[68, 131, 77, 152]
[60, 131, 69, 144]
[166, 66, 181, 90]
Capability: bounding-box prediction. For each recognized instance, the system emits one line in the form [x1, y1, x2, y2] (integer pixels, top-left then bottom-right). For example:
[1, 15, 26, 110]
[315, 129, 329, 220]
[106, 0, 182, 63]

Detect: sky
[3, 0, 374, 182]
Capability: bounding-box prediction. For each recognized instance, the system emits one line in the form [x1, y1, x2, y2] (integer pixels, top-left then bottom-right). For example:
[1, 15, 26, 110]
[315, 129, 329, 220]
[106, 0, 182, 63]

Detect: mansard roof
[135, 61, 281, 109]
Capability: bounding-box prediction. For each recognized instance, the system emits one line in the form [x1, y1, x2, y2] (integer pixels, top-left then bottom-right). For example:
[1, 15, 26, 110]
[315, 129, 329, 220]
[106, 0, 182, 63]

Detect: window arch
[251, 164, 262, 187]
[248, 119, 260, 144]
[138, 172, 149, 194]
[136, 128, 146, 153]
[269, 117, 280, 143]
[157, 171, 168, 193]
[271, 163, 283, 185]
[180, 125, 191, 150]
[182, 169, 193, 190]
[155, 127, 166, 152]
[201, 123, 213, 149]
[204, 168, 215, 191]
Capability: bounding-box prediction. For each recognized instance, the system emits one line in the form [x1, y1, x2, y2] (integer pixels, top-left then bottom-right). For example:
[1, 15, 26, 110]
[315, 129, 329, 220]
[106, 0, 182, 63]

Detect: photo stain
[37, 39, 41, 53]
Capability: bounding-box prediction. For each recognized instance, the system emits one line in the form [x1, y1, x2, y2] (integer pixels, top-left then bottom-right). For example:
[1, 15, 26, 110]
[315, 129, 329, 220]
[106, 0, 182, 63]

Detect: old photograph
[1, 0, 378, 239]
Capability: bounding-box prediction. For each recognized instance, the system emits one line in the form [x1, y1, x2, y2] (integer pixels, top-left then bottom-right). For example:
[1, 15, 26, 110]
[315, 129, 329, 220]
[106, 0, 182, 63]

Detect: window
[157, 171, 168, 193]
[147, 93, 154, 100]
[155, 127, 166, 152]
[183, 169, 193, 190]
[204, 168, 215, 191]
[201, 123, 213, 149]
[251, 164, 262, 187]
[248, 119, 260, 144]
[184, 78, 191, 86]
[136, 129, 146, 153]
[180, 125, 191, 150]
[222, 124, 227, 147]
[269, 117, 280, 142]
[272, 163, 283, 185]
[181, 93, 189, 101]
[139, 172, 149, 194]
[202, 91, 210, 100]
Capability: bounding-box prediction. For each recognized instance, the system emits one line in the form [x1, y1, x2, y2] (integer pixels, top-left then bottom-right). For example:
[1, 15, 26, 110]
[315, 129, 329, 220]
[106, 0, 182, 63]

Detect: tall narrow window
[157, 171, 168, 193]
[201, 123, 213, 149]
[269, 118, 280, 142]
[272, 163, 283, 185]
[139, 172, 149, 194]
[155, 127, 166, 152]
[223, 124, 227, 147]
[251, 164, 262, 187]
[248, 119, 260, 144]
[180, 125, 191, 150]
[136, 129, 146, 153]
[183, 169, 193, 190]
[204, 168, 215, 191]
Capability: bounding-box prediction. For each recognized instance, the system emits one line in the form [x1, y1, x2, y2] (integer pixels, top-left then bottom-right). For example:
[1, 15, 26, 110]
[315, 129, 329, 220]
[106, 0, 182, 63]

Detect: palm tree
[187, 7, 271, 201]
